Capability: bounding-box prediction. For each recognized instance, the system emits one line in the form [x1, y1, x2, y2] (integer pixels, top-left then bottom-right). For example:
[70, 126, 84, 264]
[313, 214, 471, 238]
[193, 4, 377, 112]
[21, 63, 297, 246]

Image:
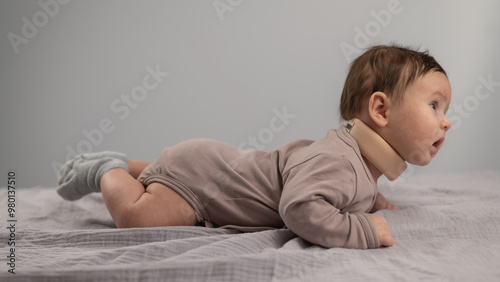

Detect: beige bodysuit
[138, 120, 404, 249]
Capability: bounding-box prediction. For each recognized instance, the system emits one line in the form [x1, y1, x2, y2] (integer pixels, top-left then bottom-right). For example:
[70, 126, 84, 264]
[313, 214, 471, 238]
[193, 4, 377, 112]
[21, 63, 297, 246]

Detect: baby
[57, 45, 451, 249]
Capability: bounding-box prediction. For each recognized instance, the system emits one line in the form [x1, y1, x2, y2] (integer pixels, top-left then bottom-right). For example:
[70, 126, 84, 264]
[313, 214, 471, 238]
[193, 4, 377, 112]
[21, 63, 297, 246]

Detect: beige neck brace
[345, 118, 407, 181]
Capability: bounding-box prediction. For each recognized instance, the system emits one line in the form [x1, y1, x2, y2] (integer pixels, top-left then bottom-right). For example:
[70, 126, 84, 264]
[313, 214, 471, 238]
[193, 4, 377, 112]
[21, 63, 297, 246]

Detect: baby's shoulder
[283, 140, 358, 174]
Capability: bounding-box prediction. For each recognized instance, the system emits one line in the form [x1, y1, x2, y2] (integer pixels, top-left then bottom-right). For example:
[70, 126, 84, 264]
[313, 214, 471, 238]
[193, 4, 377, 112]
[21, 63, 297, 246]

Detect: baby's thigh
[134, 182, 197, 227]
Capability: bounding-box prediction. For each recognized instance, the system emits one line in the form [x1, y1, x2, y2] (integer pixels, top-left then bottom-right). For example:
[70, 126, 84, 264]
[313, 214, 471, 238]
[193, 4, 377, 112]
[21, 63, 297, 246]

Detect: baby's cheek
[407, 138, 433, 164]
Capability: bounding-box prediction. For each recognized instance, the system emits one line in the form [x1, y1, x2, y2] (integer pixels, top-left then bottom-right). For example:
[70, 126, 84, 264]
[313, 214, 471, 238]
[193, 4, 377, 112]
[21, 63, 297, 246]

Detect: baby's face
[385, 71, 452, 166]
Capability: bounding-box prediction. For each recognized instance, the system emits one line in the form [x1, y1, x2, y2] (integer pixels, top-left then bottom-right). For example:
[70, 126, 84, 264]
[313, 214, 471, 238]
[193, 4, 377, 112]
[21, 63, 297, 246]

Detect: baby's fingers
[386, 201, 397, 210]
[379, 230, 394, 247]
[367, 214, 394, 247]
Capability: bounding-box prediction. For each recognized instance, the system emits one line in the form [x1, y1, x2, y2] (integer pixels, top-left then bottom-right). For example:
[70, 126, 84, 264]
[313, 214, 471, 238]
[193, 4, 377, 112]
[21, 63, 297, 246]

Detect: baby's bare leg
[128, 159, 150, 179]
[100, 167, 197, 228]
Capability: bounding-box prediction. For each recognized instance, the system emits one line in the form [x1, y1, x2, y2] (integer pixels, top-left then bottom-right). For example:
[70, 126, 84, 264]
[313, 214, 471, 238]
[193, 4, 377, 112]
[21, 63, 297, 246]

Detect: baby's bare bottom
[100, 160, 197, 228]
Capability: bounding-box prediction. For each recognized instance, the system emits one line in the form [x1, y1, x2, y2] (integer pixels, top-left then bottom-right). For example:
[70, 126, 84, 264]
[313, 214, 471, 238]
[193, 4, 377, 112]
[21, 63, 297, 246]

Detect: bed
[1, 170, 499, 281]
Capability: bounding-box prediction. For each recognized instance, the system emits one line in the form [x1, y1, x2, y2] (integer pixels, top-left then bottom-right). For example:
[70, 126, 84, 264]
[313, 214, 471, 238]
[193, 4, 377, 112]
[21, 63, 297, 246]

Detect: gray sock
[57, 154, 128, 201]
[76, 151, 128, 163]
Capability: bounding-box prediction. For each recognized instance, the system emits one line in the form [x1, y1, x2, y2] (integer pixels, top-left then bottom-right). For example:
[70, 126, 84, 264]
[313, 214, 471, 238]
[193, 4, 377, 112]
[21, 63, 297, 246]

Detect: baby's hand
[367, 214, 394, 247]
[370, 192, 397, 213]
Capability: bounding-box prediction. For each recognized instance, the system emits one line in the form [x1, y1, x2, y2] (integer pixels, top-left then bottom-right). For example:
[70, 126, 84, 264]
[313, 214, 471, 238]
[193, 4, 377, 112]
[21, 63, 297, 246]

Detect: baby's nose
[442, 116, 451, 131]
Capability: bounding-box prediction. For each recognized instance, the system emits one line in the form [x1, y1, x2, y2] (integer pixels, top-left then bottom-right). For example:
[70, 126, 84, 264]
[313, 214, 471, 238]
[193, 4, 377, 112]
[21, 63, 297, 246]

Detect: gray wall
[1, 0, 499, 188]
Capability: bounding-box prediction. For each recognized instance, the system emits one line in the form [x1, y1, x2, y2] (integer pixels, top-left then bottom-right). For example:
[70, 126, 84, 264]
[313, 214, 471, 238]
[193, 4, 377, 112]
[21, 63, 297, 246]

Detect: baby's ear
[368, 92, 390, 127]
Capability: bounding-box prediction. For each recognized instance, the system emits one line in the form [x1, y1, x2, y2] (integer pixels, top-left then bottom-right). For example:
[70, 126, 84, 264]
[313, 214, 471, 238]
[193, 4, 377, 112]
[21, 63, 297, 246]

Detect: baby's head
[340, 45, 452, 166]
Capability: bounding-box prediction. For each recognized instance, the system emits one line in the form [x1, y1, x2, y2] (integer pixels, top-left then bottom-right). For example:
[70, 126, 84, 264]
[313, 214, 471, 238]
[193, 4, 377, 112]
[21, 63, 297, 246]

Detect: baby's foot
[57, 154, 128, 201]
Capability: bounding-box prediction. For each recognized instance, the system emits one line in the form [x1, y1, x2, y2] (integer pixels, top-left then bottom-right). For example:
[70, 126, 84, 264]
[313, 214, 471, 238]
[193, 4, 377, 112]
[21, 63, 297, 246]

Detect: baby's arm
[280, 155, 381, 249]
[368, 193, 396, 246]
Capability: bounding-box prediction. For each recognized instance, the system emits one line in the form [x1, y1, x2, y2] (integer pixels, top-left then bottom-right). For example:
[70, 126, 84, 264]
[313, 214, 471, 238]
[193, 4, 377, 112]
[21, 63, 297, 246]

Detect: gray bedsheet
[1, 170, 499, 281]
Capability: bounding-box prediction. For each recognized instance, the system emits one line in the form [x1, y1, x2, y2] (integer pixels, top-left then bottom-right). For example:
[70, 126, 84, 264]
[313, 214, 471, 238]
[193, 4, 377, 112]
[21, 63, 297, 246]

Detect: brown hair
[339, 44, 447, 120]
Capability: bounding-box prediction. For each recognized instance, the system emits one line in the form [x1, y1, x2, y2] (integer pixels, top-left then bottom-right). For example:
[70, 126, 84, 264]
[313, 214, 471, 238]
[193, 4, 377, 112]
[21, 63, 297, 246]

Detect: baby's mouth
[431, 137, 445, 154]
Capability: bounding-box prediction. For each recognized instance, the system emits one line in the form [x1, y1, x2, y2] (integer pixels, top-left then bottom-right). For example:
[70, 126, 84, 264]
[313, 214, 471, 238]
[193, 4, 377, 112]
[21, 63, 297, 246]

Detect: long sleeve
[279, 153, 379, 249]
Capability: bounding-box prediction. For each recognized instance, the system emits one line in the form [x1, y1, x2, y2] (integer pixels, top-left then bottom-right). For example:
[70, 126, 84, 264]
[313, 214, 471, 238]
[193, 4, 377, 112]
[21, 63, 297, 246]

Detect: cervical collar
[345, 118, 407, 181]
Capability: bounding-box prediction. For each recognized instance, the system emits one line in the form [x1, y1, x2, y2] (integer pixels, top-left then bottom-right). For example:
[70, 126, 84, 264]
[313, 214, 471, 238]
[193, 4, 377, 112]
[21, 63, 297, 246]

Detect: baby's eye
[429, 102, 437, 110]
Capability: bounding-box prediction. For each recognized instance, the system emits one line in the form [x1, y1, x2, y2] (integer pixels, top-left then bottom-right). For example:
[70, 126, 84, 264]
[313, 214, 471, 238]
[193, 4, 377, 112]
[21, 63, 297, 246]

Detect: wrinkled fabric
[1, 171, 500, 281]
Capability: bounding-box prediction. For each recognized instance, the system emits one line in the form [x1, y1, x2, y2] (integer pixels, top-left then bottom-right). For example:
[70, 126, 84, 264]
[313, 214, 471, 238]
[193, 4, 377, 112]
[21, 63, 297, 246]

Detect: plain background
[1, 0, 499, 188]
